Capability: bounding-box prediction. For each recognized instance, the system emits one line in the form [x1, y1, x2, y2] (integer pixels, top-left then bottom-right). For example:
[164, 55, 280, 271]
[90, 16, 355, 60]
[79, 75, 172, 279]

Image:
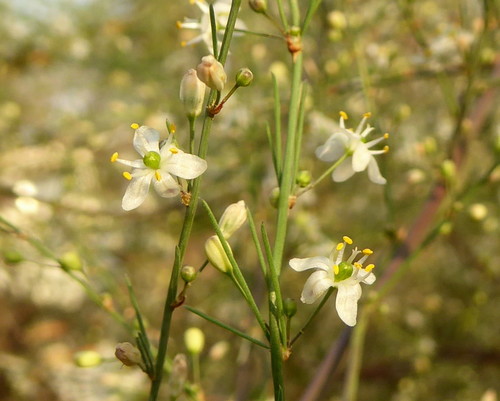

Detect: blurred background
[0, 0, 498, 400]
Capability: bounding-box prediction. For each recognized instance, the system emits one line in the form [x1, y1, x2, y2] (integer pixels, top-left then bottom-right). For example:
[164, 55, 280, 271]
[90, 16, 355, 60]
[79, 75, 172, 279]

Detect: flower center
[334, 261, 353, 282]
[143, 151, 161, 169]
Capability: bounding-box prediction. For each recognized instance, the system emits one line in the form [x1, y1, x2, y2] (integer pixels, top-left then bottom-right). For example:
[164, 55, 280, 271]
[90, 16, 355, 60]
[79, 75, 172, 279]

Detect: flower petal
[164, 152, 208, 179]
[115, 158, 145, 169]
[121, 171, 153, 211]
[153, 172, 180, 198]
[352, 144, 371, 172]
[289, 256, 331, 272]
[133, 126, 160, 156]
[301, 270, 334, 304]
[332, 158, 356, 182]
[335, 283, 362, 326]
[367, 157, 387, 184]
[361, 272, 376, 285]
[315, 132, 347, 162]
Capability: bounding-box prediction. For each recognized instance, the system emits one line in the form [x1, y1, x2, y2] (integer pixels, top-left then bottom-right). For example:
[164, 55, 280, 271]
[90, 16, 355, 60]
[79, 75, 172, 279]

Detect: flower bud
[205, 235, 233, 273]
[441, 159, 456, 181]
[219, 200, 246, 239]
[115, 342, 142, 367]
[184, 327, 205, 355]
[249, 0, 267, 13]
[4, 250, 23, 264]
[58, 251, 82, 271]
[269, 187, 280, 208]
[180, 69, 205, 118]
[181, 265, 197, 283]
[196, 55, 227, 92]
[74, 350, 103, 367]
[296, 170, 312, 188]
[283, 298, 297, 317]
[235, 68, 253, 87]
[168, 354, 188, 399]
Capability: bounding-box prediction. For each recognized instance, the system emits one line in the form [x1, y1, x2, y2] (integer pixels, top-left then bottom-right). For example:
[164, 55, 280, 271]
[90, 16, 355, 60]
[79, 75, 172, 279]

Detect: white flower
[289, 236, 376, 326]
[176, 0, 246, 51]
[111, 125, 207, 211]
[315, 111, 388, 184]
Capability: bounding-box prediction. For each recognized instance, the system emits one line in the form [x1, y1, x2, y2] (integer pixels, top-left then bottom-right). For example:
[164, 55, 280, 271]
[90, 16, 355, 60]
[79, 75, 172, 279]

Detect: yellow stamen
[384, 133, 390, 139]
[169, 147, 179, 154]
[339, 111, 348, 120]
[362, 248, 373, 255]
[336, 242, 344, 251]
[110, 152, 118, 162]
[365, 264, 375, 272]
[176, 21, 182, 29]
[123, 172, 132, 181]
[180, 41, 187, 47]
[343, 235, 353, 244]
[354, 262, 362, 269]
[155, 170, 162, 181]
[363, 112, 372, 118]
[130, 123, 139, 130]
[169, 123, 176, 134]
[333, 264, 339, 275]
[383, 145, 390, 153]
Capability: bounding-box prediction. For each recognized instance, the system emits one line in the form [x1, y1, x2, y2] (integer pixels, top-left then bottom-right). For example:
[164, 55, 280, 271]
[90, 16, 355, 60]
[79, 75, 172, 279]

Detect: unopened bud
[196, 55, 227, 92]
[269, 187, 280, 208]
[235, 68, 253, 87]
[74, 350, 103, 367]
[296, 170, 312, 188]
[283, 298, 297, 317]
[441, 159, 456, 181]
[168, 354, 188, 398]
[205, 235, 233, 273]
[180, 69, 205, 118]
[249, 0, 267, 13]
[184, 327, 205, 355]
[181, 265, 197, 283]
[115, 342, 142, 367]
[58, 251, 82, 271]
[219, 200, 247, 239]
[4, 250, 23, 264]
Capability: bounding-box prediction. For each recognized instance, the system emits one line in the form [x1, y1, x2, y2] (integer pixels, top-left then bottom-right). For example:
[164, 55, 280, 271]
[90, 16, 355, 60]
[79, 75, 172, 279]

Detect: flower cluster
[290, 236, 376, 326]
[316, 111, 389, 184]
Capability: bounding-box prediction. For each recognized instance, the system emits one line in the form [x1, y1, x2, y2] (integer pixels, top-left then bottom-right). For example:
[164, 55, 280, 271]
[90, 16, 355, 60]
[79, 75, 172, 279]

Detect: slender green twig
[209, 3, 218, 59]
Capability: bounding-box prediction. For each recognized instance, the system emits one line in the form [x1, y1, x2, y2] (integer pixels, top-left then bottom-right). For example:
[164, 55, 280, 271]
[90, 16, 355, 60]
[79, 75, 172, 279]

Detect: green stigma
[334, 261, 353, 282]
[143, 151, 161, 169]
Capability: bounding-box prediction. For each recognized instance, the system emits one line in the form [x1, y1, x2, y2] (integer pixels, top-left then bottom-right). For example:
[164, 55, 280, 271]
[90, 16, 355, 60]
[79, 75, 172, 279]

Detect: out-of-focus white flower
[111, 124, 207, 210]
[315, 111, 388, 184]
[176, 0, 246, 51]
[289, 236, 376, 326]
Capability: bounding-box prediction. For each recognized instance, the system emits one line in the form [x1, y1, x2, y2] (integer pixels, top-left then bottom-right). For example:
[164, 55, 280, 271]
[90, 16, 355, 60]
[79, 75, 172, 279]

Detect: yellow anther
[333, 264, 339, 275]
[383, 145, 390, 153]
[336, 242, 344, 251]
[353, 262, 362, 269]
[176, 21, 182, 29]
[110, 152, 118, 162]
[169, 147, 179, 154]
[384, 133, 390, 139]
[363, 112, 372, 118]
[169, 124, 176, 134]
[362, 248, 373, 255]
[123, 172, 132, 181]
[343, 235, 353, 244]
[155, 170, 162, 181]
[180, 41, 187, 47]
[365, 264, 375, 272]
[339, 111, 348, 120]
[130, 123, 139, 130]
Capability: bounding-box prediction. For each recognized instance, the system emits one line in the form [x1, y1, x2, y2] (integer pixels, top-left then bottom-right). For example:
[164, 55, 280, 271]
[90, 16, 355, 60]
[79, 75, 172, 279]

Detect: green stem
[275, 0, 289, 32]
[269, 313, 285, 401]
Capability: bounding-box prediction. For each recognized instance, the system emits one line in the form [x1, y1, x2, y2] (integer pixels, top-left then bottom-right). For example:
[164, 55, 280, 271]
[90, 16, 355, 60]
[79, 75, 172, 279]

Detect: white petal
[315, 133, 347, 162]
[367, 157, 387, 184]
[361, 272, 376, 285]
[133, 126, 160, 156]
[335, 283, 362, 326]
[332, 158, 356, 182]
[289, 256, 331, 272]
[301, 270, 334, 304]
[153, 173, 180, 198]
[164, 153, 207, 179]
[352, 144, 371, 172]
[121, 171, 153, 211]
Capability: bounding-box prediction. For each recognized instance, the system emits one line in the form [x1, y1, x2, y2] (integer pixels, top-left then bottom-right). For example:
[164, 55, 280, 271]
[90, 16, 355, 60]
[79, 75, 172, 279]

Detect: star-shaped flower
[315, 111, 389, 184]
[289, 236, 376, 326]
[111, 124, 207, 211]
[176, 0, 246, 51]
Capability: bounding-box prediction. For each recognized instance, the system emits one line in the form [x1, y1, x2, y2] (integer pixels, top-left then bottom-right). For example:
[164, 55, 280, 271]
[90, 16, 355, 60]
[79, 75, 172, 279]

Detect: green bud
[4, 249, 23, 264]
[235, 68, 253, 87]
[269, 187, 280, 208]
[249, 0, 267, 13]
[205, 236, 233, 274]
[74, 350, 103, 367]
[143, 151, 161, 169]
[283, 298, 297, 318]
[184, 327, 205, 355]
[181, 265, 197, 283]
[296, 170, 312, 188]
[58, 251, 82, 271]
[115, 342, 143, 367]
[441, 159, 456, 181]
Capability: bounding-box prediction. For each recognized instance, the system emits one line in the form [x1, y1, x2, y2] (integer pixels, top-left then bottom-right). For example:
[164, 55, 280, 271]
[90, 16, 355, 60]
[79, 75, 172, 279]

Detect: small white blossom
[315, 112, 388, 184]
[176, 0, 246, 51]
[112, 125, 207, 211]
[289, 236, 376, 326]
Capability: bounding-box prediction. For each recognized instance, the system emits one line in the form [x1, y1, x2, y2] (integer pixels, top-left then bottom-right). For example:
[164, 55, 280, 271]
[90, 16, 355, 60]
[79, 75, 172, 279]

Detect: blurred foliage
[0, 0, 498, 400]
